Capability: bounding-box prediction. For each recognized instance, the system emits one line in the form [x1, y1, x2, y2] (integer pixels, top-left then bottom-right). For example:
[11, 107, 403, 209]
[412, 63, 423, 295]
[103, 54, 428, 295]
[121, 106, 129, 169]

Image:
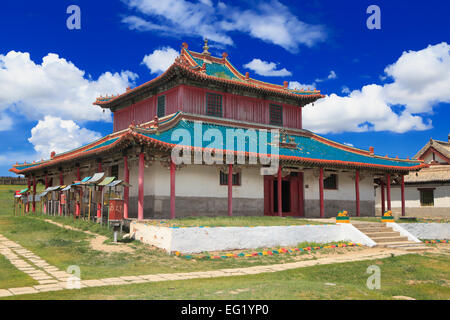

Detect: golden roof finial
[202, 38, 211, 56]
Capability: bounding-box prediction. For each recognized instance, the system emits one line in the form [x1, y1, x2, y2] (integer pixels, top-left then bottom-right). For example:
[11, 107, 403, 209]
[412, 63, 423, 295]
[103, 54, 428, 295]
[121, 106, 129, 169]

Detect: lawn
[0, 213, 358, 281]
[3, 253, 449, 300]
[0, 254, 38, 289]
[144, 215, 328, 227]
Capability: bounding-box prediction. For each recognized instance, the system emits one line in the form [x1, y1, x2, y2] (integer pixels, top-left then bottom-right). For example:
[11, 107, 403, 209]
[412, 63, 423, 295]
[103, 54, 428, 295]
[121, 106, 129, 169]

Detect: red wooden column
[44, 174, 48, 214]
[227, 164, 233, 217]
[59, 170, 63, 216]
[277, 165, 282, 217]
[319, 168, 324, 218]
[386, 173, 391, 211]
[170, 160, 176, 219]
[75, 166, 81, 217]
[96, 161, 102, 219]
[401, 175, 406, 217]
[355, 170, 360, 217]
[32, 175, 36, 213]
[138, 152, 144, 220]
[380, 182, 386, 214]
[26, 178, 31, 213]
[123, 155, 130, 219]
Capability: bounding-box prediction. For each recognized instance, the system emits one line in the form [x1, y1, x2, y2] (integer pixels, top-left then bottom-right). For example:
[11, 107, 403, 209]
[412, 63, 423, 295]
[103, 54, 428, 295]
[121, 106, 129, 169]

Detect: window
[111, 165, 119, 178]
[324, 174, 338, 190]
[269, 104, 283, 126]
[419, 189, 434, 206]
[220, 171, 241, 186]
[157, 95, 166, 118]
[206, 93, 222, 117]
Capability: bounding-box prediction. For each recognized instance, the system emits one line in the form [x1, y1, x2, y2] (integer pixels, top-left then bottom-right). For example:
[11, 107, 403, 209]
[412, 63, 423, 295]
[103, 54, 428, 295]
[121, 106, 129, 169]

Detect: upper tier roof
[94, 41, 324, 109]
[10, 112, 426, 175]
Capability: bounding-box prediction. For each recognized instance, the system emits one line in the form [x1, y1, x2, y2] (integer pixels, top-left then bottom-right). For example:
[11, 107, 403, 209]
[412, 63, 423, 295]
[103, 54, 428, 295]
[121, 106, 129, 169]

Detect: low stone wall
[130, 221, 376, 253]
[399, 223, 450, 240]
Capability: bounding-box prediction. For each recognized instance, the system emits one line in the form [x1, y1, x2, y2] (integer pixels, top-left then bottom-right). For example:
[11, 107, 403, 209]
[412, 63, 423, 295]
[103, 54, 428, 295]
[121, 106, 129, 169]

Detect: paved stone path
[0, 231, 410, 298]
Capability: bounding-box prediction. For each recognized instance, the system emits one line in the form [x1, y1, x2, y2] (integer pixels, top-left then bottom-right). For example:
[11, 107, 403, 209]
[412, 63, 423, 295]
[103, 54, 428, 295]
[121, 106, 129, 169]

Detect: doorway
[264, 172, 304, 216]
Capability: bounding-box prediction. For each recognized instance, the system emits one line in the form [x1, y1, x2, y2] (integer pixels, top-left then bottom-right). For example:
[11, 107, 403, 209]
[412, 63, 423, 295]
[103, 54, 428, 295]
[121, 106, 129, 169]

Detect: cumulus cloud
[28, 116, 102, 159]
[243, 59, 291, 77]
[142, 47, 179, 74]
[122, 0, 325, 52]
[303, 43, 450, 134]
[0, 51, 137, 123]
[289, 70, 337, 91]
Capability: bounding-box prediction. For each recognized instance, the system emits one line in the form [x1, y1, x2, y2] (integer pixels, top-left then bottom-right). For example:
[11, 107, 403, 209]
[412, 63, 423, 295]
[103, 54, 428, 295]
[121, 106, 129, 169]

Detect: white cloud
[343, 142, 354, 147]
[341, 86, 350, 94]
[28, 116, 102, 159]
[288, 81, 316, 91]
[327, 70, 337, 79]
[243, 59, 291, 77]
[0, 51, 137, 123]
[142, 47, 179, 74]
[122, 0, 325, 52]
[303, 43, 450, 134]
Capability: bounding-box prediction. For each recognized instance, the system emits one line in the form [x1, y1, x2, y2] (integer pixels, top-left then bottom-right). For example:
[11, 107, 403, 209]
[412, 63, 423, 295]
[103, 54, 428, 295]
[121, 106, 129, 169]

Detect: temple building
[10, 41, 427, 220]
[376, 135, 450, 217]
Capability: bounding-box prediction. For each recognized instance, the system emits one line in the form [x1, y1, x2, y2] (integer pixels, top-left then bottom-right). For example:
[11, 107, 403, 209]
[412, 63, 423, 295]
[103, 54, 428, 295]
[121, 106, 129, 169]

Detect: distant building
[376, 135, 450, 217]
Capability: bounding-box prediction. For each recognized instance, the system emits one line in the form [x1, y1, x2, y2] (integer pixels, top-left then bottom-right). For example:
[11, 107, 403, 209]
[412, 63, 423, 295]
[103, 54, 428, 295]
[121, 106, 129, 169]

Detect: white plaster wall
[130, 223, 377, 253]
[129, 163, 263, 199]
[422, 152, 446, 164]
[304, 171, 374, 201]
[375, 185, 450, 208]
[130, 221, 173, 251]
[399, 223, 450, 240]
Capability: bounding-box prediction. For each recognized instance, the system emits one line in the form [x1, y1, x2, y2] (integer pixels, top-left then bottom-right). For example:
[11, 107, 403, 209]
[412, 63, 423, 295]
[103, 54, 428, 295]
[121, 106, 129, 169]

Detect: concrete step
[365, 232, 400, 238]
[376, 241, 419, 247]
[357, 227, 393, 233]
[371, 236, 409, 243]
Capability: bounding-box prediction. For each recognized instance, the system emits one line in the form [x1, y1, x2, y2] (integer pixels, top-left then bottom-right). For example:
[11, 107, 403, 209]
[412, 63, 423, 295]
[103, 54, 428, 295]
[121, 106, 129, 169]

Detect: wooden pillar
[228, 164, 233, 217]
[277, 165, 282, 217]
[76, 166, 81, 217]
[44, 174, 48, 214]
[381, 182, 385, 214]
[386, 173, 391, 211]
[96, 161, 102, 219]
[138, 152, 144, 220]
[401, 175, 405, 217]
[355, 170, 360, 217]
[59, 170, 63, 216]
[170, 160, 176, 219]
[32, 175, 36, 213]
[123, 155, 129, 219]
[26, 178, 30, 213]
[319, 167, 324, 218]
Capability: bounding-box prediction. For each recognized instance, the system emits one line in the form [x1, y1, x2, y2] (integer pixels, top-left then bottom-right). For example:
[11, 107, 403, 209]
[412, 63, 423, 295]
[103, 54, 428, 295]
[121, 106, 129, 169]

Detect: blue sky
[0, 0, 449, 176]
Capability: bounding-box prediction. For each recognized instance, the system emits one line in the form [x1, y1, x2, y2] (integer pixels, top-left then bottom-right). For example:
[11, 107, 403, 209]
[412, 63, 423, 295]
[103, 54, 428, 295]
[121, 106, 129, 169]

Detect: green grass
[0, 255, 38, 289]
[0, 214, 350, 282]
[4, 253, 449, 300]
[148, 215, 327, 227]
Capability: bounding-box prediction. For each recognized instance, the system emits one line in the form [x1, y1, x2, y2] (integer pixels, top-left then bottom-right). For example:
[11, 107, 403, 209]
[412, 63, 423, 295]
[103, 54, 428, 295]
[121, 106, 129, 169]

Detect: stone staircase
[353, 223, 432, 252]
